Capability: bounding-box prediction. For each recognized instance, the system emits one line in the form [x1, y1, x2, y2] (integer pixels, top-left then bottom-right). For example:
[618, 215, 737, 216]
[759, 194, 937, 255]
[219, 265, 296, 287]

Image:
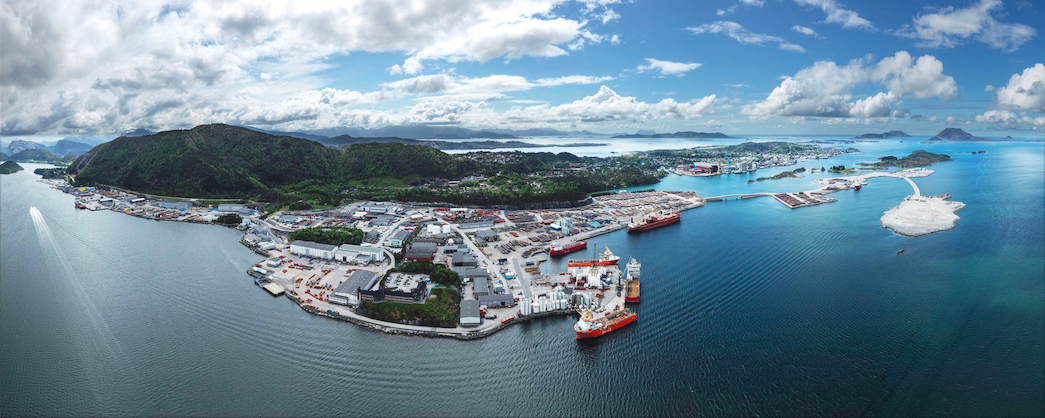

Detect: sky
[2, 0, 1044, 142]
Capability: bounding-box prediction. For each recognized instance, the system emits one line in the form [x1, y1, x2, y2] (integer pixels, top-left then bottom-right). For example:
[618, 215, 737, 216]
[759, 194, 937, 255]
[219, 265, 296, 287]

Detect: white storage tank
[442, 224, 452, 234]
[427, 224, 441, 235]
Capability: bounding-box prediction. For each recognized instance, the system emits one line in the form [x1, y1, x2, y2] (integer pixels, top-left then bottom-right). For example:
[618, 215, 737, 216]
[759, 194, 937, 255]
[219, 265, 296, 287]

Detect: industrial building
[452, 252, 478, 267]
[478, 293, 515, 308]
[369, 214, 396, 226]
[154, 200, 193, 211]
[475, 229, 499, 242]
[457, 220, 495, 230]
[217, 204, 254, 215]
[460, 300, 481, 327]
[472, 276, 491, 297]
[334, 244, 383, 265]
[691, 162, 718, 174]
[388, 229, 411, 248]
[403, 242, 437, 262]
[358, 281, 427, 304]
[289, 240, 337, 259]
[329, 270, 380, 306]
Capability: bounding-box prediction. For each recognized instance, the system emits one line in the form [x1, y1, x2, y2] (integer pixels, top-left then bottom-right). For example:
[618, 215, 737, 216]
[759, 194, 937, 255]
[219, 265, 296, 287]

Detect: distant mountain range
[855, 130, 911, 139]
[2, 139, 95, 158]
[282, 125, 601, 139]
[611, 131, 732, 139]
[245, 127, 604, 151]
[929, 128, 987, 141]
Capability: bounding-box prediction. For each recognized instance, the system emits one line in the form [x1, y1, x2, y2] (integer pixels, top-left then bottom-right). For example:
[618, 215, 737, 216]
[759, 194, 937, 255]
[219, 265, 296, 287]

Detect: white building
[289, 240, 337, 259]
[334, 244, 384, 265]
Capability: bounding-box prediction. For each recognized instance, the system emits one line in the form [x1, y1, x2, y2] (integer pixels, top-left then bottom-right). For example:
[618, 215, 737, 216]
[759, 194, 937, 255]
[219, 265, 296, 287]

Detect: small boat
[897, 248, 905, 254]
[854, 184, 862, 191]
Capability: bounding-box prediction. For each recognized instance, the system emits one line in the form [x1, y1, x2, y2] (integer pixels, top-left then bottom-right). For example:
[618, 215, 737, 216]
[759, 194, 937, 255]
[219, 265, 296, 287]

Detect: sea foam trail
[28, 206, 133, 409]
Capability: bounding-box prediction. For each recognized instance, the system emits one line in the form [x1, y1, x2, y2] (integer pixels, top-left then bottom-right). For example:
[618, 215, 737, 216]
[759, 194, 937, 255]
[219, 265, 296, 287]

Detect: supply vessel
[549, 240, 587, 256]
[627, 210, 681, 232]
[567, 247, 620, 267]
[625, 258, 641, 303]
[574, 306, 637, 339]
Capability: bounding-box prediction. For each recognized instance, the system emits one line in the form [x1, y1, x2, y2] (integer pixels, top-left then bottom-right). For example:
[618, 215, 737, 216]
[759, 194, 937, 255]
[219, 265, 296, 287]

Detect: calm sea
[2, 137, 1043, 416]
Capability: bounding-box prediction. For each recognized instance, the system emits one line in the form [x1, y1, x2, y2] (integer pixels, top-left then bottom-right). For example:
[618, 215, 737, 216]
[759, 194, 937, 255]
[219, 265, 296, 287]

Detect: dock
[263, 282, 285, 296]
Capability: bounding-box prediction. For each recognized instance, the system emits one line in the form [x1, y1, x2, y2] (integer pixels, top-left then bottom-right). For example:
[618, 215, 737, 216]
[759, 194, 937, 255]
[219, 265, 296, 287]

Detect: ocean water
[1, 138, 1043, 417]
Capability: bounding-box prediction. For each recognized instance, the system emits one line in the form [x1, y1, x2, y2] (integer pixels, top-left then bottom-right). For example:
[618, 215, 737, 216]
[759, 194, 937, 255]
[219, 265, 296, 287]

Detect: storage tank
[531, 301, 540, 314]
[427, 225, 440, 235]
[442, 224, 452, 234]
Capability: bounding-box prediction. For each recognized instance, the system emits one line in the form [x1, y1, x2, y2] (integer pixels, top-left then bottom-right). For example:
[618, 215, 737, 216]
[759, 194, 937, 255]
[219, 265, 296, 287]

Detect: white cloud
[984, 84, 995, 92]
[993, 63, 1045, 113]
[792, 25, 822, 38]
[793, 0, 874, 30]
[896, 0, 1035, 51]
[975, 109, 1045, 127]
[505, 86, 717, 123]
[717, 0, 764, 17]
[687, 21, 805, 53]
[743, 51, 956, 119]
[0, 0, 622, 136]
[636, 58, 702, 77]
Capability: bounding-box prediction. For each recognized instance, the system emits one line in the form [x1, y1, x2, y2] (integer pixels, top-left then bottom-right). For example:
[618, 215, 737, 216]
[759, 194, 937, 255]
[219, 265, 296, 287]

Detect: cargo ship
[567, 247, 620, 267]
[574, 306, 637, 339]
[625, 258, 641, 303]
[627, 210, 680, 232]
[549, 240, 587, 256]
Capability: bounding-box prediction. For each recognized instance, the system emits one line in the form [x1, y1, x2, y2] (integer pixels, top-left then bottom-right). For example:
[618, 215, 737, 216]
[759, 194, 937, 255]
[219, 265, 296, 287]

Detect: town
[42, 177, 704, 339]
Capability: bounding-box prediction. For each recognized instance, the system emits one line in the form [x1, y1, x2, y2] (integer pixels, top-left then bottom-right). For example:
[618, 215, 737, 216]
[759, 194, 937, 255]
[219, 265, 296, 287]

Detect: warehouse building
[329, 270, 380, 307]
[388, 229, 411, 248]
[217, 204, 254, 215]
[457, 220, 495, 230]
[478, 293, 515, 308]
[453, 252, 478, 267]
[460, 300, 481, 327]
[473, 276, 491, 297]
[475, 229, 499, 242]
[289, 240, 337, 260]
[334, 244, 384, 265]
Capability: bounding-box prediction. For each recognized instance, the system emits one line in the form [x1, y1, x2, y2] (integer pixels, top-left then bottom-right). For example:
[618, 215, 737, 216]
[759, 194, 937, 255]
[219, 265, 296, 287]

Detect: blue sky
[3, 0, 1044, 140]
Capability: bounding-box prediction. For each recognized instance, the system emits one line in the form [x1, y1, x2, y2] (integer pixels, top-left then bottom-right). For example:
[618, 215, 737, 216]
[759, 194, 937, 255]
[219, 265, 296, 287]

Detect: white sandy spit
[881, 194, 966, 237]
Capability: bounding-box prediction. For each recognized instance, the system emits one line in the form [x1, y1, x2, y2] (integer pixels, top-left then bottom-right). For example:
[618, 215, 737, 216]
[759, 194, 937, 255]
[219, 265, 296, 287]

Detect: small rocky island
[855, 130, 910, 139]
[881, 194, 966, 236]
[929, 128, 985, 141]
[0, 161, 24, 175]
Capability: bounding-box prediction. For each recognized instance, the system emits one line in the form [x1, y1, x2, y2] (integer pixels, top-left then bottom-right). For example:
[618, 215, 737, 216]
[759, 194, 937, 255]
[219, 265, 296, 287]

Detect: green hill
[0, 161, 24, 174]
[69, 124, 477, 198]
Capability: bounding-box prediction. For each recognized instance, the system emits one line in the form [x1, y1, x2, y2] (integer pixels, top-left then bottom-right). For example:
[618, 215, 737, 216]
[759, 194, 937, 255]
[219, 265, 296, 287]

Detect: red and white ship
[627, 210, 680, 232]
[574, 306, 637, 339]
[549, 240, 587, 256]
[567, 247, 620, 267]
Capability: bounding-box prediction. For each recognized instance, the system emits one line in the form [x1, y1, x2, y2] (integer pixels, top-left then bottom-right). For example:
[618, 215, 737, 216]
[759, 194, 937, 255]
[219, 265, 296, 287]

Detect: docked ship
[549, 240, 587, 256]
[574, 306, 637, 339]
[567, 247, 620, 267]
[627, 210, 681, 232]
[625, 258, 641, 303]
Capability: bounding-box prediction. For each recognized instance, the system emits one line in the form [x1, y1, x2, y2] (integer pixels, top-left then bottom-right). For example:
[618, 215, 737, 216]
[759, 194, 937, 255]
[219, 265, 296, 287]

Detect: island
[881, 194, 966, 236]
[929, 128, 986, 141]
[855, 130, 910, 139]
[0, 161, 24, 174]
[858, 150, 951, 168]
[611, 131, 732, 139]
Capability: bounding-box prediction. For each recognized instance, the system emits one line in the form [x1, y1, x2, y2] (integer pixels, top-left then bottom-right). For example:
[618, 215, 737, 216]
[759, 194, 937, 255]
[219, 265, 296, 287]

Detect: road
[511, 258, 533, 300]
